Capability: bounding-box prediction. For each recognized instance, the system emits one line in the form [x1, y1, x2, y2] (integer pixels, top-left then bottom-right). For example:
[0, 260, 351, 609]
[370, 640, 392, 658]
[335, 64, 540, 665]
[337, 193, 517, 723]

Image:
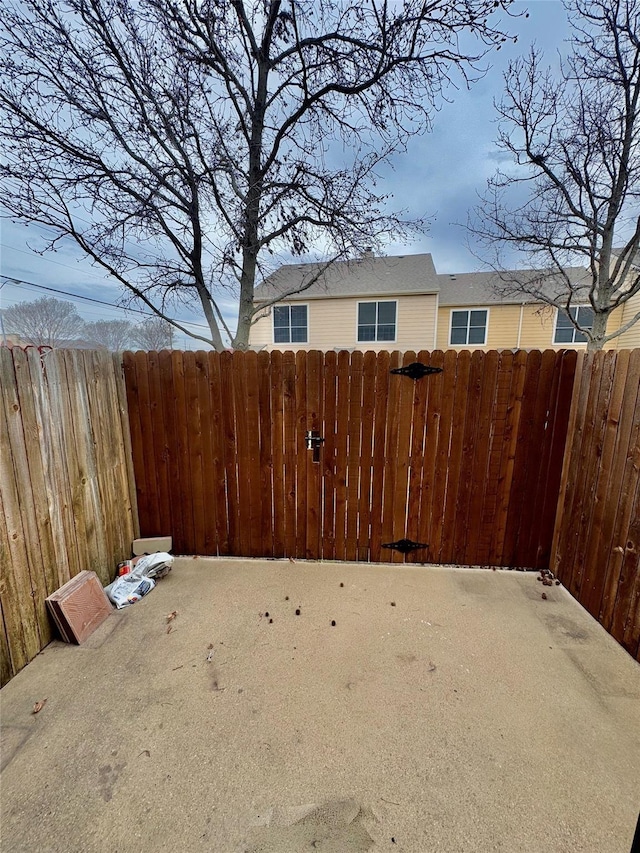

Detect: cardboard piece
[46, 571, 113, 644]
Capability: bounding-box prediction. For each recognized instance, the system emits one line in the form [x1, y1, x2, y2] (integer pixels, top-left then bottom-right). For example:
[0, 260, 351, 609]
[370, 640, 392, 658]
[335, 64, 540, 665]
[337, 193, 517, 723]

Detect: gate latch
[305, 429, 325, 462]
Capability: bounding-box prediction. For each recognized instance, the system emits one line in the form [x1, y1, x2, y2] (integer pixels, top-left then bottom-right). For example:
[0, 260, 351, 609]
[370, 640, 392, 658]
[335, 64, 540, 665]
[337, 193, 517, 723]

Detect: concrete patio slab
[2, 559, 639, 853]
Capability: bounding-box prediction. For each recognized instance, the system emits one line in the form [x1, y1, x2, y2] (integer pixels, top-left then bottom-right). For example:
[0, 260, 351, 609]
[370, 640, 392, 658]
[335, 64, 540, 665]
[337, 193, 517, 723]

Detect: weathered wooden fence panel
[124, 349, 577, 571]
[552, 350, 640, 662]
[0, 348, 139, 685]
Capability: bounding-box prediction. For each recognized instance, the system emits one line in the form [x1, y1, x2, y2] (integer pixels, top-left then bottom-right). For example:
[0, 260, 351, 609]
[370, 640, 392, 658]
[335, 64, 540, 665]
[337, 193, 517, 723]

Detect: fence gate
[123, 348, 577, 569]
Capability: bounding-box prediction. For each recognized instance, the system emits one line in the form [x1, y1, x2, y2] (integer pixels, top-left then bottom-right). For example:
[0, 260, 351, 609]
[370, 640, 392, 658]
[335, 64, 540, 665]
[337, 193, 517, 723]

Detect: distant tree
[470, 0, 640, 350]
[3, 296, 86, 348]
[84, 319, 133, 351]
[0, 0, 515, 350]
[131, 317, 174, 351]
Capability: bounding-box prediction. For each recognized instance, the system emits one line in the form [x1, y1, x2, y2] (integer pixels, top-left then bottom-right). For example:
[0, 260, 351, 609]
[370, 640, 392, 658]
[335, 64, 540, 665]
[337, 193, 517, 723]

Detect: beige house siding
[612, 292, 640, 349]
[436, 304, 524, 351]
[251, 294, 438, 352]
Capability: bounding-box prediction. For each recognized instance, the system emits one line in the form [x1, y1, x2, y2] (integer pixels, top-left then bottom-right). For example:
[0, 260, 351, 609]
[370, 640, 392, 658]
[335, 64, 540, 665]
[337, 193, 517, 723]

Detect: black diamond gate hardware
[382, 538, 429, 555]
[390, 362, 443, 380]
[305, 429, 325, 463]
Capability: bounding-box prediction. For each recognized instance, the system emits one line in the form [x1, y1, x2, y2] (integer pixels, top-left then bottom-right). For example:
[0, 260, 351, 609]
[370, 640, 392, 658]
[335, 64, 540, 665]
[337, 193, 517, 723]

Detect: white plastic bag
[104, 575, 155, 609]
[104, 551, 173, 608]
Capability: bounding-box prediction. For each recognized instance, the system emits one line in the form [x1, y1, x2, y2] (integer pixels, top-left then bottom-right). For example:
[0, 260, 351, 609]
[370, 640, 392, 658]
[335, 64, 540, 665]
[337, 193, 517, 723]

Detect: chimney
[362, 247, 374, 260]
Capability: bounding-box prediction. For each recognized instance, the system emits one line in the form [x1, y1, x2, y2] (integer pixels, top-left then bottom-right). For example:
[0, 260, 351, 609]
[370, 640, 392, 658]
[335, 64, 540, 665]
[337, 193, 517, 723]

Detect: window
[273, 304, 308, 343]
[450, 309, 488, 346]
[357, 301, 396, 342]
[554, 306, 594, 344]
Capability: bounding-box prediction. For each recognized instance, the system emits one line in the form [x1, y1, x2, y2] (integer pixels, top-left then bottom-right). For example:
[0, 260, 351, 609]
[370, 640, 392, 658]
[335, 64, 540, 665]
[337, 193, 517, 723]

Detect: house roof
[254, 253, 439, 301]
[255, 252, 591, 306]
[436, 267, 591, 306]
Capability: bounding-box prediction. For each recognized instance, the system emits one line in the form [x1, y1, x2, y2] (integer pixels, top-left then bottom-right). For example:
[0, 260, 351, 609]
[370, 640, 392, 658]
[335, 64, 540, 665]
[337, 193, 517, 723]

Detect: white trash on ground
[105, 552, 173, 609]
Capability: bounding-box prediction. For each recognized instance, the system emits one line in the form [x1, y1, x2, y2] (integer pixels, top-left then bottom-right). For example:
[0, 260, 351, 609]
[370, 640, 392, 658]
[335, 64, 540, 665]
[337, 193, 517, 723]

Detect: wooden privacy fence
[124, 348, 578, 569]
[552, 349, 640, 662]
[0, 348, 139, 685]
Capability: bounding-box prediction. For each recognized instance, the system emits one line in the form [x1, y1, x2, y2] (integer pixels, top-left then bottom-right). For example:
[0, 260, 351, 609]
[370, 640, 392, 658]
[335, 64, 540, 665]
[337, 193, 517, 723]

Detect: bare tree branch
[469, 0, 640, 350]
[1, 0, 515, 349]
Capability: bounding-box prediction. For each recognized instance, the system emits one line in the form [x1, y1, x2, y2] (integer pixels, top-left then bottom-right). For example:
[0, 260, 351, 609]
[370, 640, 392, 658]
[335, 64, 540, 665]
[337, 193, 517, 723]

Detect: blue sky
[0, 1, 570, 348]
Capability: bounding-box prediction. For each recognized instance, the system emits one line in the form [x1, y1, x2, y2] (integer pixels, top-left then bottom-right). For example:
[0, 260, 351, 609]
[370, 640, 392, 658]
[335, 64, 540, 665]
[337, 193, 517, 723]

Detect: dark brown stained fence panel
[209, 352, 229, 555]
[369, 351, 390, 562]
[122, 352, 150, 535]
[157, 351, 184, 552]
[413, 350, 445, 562]
[220, 351, 239, 554]
[531, 350, 579, 570]
[125, 348, 581, 573]
[172, 350, 196, 553]
[195, 352, 217, 555]
[381, 351, 403, 563]
[452, 350, 484, 564]
[513, 349, 559, 567]
[305, 350, 323, 559]
[282, 351, 297, 557]
[294, 351, 308, 559]
[489, 351, 527, 565]
[269, 351, 285, 557]
[477, 350, 513, 565]
[464, 350, 500, 566]
[502, 350, 543, 567]
[580, 351, 631, 617]
[391, 351, 417, 563]
[357, 350, 378, 561]
[570, 351, 618, 591]
[345, 351, 364, 562]
[439, 350, 471, 564]
[145, 351, 173, 540]
[183, 352, 206, 556]
[134, 351, 163, 538]
[244, 351, 263, 557]
[232, 351, 253, 556]
[333, 352, 351, 562]
[321, 352, 338, 560]
[563, 353, 609, 597]
[428, 349, 457, 563]
[618, 480, 640, 658]
[405, 350, 432, 562]
[552, 350, 640, 663]
[257, 350, 274, 557]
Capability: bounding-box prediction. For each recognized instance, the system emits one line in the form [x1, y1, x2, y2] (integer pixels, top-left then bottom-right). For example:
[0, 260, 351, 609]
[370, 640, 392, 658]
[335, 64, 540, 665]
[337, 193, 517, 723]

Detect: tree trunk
[587, 311, 608, 351]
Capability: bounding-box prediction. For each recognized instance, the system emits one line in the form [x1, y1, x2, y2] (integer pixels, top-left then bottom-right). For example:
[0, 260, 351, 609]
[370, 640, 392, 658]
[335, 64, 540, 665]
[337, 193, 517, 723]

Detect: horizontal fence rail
[552, 349, 640, 662]
[124, 348, 578, 571]
[0, 348, 139, 685]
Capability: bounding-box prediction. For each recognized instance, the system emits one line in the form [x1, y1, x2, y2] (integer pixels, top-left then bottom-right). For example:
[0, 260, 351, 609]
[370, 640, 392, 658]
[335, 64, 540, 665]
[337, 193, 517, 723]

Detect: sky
[0, 0, 571, 349]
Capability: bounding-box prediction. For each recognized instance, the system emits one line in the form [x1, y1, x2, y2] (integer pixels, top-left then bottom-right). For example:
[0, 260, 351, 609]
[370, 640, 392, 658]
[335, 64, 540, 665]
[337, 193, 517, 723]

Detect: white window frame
[449, 308, 489, 347]
[272, 303, 309, 344]
[553, 305, 594, 345]
[356, 299, 398, 343]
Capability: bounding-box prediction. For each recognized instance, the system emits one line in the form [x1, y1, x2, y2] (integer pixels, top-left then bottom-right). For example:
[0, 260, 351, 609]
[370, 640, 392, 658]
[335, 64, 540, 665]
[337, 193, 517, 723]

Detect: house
[250, 252, 640, 351]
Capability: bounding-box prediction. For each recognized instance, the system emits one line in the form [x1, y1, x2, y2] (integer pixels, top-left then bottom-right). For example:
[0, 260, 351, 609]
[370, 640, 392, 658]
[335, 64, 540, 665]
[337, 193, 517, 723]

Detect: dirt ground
[2, 558, 639, 852]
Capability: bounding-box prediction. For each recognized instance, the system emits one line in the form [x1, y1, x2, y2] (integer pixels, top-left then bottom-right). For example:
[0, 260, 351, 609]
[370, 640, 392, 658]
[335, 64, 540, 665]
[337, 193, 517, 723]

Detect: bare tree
[84, 319, 134, 350]
[0, 0, 514, 351]
[470, 0, 640, 350]
[3, 296, 86, 348]
[131, 317, 174, 351]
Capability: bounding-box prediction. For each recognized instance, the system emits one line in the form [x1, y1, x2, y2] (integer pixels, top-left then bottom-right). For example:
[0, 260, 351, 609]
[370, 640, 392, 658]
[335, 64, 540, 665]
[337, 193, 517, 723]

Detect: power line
[0, 274, 213, 330]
